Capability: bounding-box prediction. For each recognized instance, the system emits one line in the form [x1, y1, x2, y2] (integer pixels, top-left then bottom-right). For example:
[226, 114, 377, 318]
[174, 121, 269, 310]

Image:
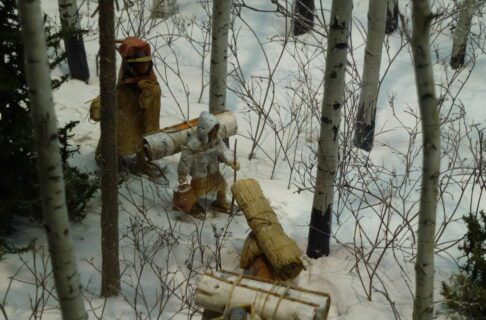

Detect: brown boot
[211, 200, 230, 213]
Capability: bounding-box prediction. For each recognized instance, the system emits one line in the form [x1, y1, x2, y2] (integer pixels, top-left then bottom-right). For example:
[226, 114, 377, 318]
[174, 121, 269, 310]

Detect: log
[195, 271, 330, 320]
[143, 111, 237, 160]
[231, 179, 304, 280]
[251, 256, 277, 281]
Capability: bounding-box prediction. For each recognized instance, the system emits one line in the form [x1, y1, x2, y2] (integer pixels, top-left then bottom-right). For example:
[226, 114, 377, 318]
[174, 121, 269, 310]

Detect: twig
[230, 139, 238, 215]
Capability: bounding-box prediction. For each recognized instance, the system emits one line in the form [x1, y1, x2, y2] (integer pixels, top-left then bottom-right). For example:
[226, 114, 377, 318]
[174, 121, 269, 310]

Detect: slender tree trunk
[293, 0, 315, 36]
[209, 0, 232, 115]
[411, 1, 441, 319]
[450, 0, 476, 69]
[152, 0, 177, 18]
[99, 0, 120, 297]
[18, 0, 87, 318]
[353, 0, 387, 152]
[58, 0, 90, 82]
[385, 0, 399, 34]
[307, 0, 353, 259]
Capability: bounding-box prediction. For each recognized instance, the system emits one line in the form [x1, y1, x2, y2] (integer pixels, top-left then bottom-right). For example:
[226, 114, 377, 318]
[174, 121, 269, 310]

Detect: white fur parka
[177, 112, 232, 179]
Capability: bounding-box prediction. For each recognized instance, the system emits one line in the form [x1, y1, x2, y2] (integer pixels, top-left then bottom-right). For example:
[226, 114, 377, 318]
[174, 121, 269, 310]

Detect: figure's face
[208, 125, 219, 139]
[131, 62, 151, 75]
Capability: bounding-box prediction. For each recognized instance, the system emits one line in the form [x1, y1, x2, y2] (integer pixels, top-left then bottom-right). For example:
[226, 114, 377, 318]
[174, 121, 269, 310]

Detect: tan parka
[90, 37, 161, 158]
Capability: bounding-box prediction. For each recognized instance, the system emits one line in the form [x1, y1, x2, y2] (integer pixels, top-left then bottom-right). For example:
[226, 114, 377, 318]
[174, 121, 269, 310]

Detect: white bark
[218, 271, 330, 311]
[143, 111, 237, 160]
[152, 0, 177, 18]
[195, 272, 330, 320]
[58, 0, 90, 81]
[18, 0, 87, 319]
[209, 0, 232, 114]
[58, 0, 82, 30]
[411, 1, 441, 320]
[450, 0, 476, 69]
[353, 0, 387, 152]
[307, 0, 353, 258]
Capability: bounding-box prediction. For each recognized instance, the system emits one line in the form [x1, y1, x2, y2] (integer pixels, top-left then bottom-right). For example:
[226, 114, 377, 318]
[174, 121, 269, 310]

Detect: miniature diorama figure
[90, 37, 161, 173]
[174, 111, 240, 214]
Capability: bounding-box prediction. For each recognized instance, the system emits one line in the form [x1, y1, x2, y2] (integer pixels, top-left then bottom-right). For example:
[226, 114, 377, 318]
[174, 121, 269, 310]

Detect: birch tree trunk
[353, 0, 387, 152]
[152, 0, 177, 19]
[307, 0, 353, 259]
[411, 1, 441, 319]
[293, 0, 315, 36]
[385, 0, 399, 34]
[58, 0, 90, 82]
[99, 0, 120, 297]
[209, 0, 232, 115]
[18, 0, 87, 318]
[450, 0, 476, 69]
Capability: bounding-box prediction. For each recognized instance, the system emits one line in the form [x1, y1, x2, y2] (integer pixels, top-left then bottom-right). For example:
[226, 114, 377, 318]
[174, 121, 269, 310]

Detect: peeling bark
[307, 0, 353, 259]
[18, 0, 87, 318]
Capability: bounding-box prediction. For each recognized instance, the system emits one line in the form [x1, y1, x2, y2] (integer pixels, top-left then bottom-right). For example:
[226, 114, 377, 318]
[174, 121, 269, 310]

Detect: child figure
[177, 111, 239, 213]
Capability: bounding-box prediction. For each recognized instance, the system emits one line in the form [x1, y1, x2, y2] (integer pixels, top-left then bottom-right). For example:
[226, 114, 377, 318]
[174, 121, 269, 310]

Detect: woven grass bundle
[240, 232, 262, 269]
[231, 179, 304, 280]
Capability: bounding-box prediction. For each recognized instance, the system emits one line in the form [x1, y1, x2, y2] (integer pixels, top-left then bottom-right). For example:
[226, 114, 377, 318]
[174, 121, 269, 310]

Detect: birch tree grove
[17, 0, 87, 318]
[450, 0, 476, 69]
[410, 1, 441, 319]
[99, 0, 120, 296]
[58, 0, 90, 82]
[353, 0, 387, 152]
[307, 0, 353, 259]
[209, 0, 232, 115]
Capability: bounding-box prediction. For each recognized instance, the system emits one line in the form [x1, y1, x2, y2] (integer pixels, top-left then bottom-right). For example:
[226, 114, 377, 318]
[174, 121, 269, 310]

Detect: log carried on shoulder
[195, 271, 331, 320]
[143, 110, 237, 160]
[231, 179, 304, 280]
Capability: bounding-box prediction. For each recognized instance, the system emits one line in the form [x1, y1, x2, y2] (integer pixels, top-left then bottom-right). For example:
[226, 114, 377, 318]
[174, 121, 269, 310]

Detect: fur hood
[187, 111, 220, 150]
[178, 111, 231, 179]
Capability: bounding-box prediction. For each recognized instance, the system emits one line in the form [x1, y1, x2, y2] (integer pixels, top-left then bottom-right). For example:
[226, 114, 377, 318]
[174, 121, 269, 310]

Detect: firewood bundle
[195, 271, 331, 320]
[231, 179, 304, 280]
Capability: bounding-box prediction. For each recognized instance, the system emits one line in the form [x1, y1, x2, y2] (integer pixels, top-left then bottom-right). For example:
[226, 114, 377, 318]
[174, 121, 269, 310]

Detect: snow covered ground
[1, 0, 485, 319]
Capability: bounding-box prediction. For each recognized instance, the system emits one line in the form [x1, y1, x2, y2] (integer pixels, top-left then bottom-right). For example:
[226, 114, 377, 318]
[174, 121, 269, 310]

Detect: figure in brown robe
[90, 37, 161, 172]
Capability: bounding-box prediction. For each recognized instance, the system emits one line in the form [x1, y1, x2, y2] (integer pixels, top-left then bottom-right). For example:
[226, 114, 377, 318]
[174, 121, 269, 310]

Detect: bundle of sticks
[231, 179, 304, 281]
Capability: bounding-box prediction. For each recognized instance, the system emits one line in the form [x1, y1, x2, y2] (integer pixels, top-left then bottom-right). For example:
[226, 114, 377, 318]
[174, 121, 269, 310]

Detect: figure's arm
[177, 147, 191, 184]
[217, 140, 240, 171]
[89, 96, 101, 122]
